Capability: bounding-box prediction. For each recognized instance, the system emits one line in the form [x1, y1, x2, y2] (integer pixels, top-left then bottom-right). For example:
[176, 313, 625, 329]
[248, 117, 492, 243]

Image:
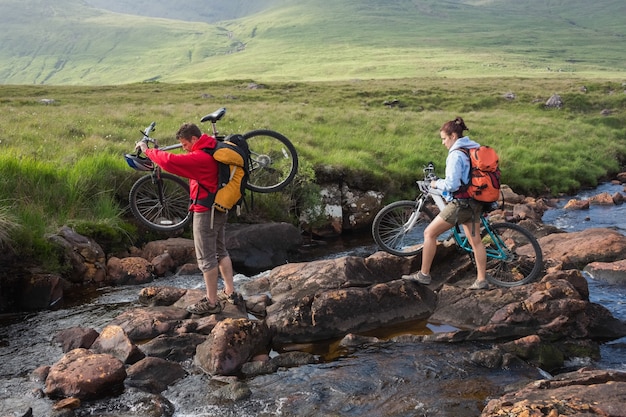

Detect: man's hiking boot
[218, 290, 244, 305]
[401, 271, 432, 285]
[468, 280, 489, 290]
[186, 297, 222, 315]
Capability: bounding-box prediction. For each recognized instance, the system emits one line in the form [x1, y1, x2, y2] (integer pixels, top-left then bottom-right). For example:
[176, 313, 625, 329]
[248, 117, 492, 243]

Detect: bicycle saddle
[200, 107, 226, 123]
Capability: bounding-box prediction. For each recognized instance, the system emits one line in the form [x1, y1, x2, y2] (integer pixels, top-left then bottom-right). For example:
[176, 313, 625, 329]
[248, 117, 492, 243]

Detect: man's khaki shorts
[193, 210, 229, 272]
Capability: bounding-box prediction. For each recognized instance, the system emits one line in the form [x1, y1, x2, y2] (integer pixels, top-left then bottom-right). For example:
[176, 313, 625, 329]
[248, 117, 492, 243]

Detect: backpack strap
[452, 148, 472, 199]
[188, 147, 219, 210]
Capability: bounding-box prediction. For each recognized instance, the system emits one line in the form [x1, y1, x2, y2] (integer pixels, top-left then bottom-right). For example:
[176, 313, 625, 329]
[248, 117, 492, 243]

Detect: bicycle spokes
[243, 129, 298, 193]
[372, 200, 434, 257]
[483, 222, 543, 287]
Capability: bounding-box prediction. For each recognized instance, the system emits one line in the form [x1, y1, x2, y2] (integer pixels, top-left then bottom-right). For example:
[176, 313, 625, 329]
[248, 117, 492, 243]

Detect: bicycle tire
[372, 200, 435, 257]
[242, 129, 298, 193]
[128, 173, 192, 232]
[483, 222, 543, 287]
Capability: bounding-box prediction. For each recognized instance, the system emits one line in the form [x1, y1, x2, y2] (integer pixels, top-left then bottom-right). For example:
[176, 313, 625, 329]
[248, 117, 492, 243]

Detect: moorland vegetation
[0, 78, 625, 270]
[0, 0, 625, 270]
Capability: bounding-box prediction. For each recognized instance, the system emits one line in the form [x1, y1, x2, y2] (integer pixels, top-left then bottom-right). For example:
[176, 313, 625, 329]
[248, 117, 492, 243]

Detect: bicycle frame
[416, 179, 504, 258]
[453, 215, 510, 261]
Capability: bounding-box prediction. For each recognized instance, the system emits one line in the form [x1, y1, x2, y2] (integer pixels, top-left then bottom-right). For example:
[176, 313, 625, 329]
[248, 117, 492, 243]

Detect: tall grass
[0, 78, 625, 269]
[0, 204, 20, 251]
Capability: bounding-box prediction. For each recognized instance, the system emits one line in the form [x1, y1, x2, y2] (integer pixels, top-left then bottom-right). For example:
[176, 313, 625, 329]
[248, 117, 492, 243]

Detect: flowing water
[1, 183, 625, 417]
[541, 181, 626, 372]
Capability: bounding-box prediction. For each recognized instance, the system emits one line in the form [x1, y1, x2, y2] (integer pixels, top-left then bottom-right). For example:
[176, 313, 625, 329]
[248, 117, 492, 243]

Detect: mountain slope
[1, 0, 624, 85]
[82, 0, 282, 24]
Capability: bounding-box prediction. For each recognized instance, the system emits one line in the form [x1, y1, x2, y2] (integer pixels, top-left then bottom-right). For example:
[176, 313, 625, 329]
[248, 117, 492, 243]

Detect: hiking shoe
[468, 280, 489, 290]
[402, 271, 432, 285]
[217, 290, 244, 305]
[186, 297, 222, 315]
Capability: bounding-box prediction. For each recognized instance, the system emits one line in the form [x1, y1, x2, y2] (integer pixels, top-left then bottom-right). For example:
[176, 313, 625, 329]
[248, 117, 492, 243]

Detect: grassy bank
[1, 77, 625, 268]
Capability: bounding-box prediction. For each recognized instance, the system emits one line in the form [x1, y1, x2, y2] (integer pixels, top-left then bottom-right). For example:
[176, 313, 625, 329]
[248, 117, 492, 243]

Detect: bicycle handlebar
[131, 107, 229, 157]
[143, 121, 156, 137]
[417, 181, 431, 194]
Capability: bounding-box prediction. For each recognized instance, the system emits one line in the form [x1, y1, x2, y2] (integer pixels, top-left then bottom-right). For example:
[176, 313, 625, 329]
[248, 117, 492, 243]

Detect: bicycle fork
[403, 198, 426, 232]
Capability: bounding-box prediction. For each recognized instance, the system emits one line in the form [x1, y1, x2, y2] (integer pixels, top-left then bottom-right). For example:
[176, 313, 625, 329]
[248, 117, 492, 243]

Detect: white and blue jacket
[433, 136, 480, 201]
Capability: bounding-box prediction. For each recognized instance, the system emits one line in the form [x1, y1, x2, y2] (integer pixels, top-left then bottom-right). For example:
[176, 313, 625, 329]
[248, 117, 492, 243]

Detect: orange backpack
[455, 146, 501, 203]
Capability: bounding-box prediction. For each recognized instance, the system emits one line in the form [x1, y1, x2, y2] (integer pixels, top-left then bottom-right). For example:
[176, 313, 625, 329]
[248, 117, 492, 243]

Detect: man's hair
[176, 123, 202, 140]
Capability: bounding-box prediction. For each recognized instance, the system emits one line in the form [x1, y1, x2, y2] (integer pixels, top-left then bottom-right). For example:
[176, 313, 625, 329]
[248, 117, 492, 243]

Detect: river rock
[263, 256, 438, 345]
[583, 259, 626, 285]
[425, 269, 626, 370]
[137, 286, 187, 306]
[195, 318, 272, 375]
[47, 226, 106, 284]
[105, 256, 155, 285]
[108, 306, 190, 342]
[139, 333, 207, 362]
[18, 273, 65, 310]
[588, 191, 617, 205]
[538, 227, 626, 269]
[44, 348, 126, 400]
[126, 356, 186, 393]
[481, 368, 626, 417]
[53, 326, 99, 352]
[500, 184, 525, 204]
[225, 222, 303, 273]
[137, 223, 302, 274]
[90, 324, 145, 365]
[563, 198, 590, 210]
[150, 251, 176, 276]
[140, 237, 196, 267]
[300, 181, 385, 237]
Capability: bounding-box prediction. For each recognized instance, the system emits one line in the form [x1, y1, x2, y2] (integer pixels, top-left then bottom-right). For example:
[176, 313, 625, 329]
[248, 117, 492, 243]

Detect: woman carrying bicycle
[402, 117, 489, 290]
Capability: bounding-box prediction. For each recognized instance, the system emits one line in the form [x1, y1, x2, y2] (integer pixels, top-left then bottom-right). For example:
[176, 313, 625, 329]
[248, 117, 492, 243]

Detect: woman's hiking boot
[401, 271, 432, 285]
[468, 280, 489, 290]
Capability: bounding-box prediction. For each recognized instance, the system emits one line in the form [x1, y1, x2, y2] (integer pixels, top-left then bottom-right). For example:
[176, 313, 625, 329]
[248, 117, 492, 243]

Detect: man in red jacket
[136, 123, 240, 315]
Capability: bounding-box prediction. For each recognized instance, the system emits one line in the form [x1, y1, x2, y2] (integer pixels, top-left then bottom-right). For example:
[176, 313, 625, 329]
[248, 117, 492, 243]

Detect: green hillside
[83, 0, 281, 23]
[0, 0, 624, 85]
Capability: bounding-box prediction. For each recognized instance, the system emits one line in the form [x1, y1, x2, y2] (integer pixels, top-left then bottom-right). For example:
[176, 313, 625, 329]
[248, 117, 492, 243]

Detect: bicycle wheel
[483, 222, 543, 287]
[129, 173, 192, 233]
[372, 200, 435, 257]
[242, 129, 298, 193]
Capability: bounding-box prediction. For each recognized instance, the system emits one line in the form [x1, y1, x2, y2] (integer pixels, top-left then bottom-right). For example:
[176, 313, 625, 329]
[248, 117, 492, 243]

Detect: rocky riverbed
[2, 182, 626, 417]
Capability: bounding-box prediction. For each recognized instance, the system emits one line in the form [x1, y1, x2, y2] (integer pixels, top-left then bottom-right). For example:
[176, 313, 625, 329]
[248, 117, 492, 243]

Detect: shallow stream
[1, 183, 624, 416]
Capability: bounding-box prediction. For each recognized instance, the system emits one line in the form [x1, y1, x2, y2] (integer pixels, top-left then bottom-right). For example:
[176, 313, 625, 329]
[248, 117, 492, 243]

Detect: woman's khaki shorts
[439, 199, 483, 225]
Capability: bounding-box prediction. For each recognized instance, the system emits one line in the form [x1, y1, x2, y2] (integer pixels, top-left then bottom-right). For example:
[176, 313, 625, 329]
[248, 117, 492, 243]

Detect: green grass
[0, 77, 625, 272]
[1, 0, 624, 85]
[0, 1, 623, 275]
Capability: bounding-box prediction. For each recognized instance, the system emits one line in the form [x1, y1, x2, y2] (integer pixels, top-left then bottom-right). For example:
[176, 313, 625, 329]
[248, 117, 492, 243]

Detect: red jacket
[145, 134, 218, 213]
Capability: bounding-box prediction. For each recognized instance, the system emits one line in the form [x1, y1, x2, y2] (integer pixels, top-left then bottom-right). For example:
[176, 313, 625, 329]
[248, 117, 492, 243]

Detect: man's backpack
[455, 146, 501, 203]
[202, 134, 250, 212]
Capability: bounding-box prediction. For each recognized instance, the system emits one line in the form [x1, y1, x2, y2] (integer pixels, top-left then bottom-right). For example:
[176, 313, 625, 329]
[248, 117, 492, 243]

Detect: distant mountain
[1, 0, 624, 85]
[83, 0, 281, 23]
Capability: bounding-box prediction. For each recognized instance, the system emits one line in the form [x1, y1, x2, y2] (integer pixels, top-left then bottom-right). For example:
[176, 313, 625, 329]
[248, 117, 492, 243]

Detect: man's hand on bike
[135, 140, 149, 154]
